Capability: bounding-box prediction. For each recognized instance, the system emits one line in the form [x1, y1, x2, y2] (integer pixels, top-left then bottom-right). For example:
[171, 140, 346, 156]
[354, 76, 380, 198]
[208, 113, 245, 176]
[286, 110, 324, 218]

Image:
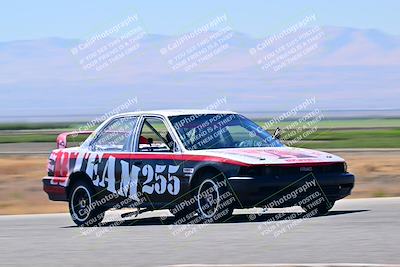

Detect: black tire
[68, 180, 105, 227]
[302, 200, 335, 216]
[193, 172, 235, 223]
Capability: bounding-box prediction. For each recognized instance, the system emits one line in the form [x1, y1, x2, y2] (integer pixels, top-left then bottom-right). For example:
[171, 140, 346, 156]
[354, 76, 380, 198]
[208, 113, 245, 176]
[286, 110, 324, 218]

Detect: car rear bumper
[42, 176, 68, 201]
[227, 172, 355, 208]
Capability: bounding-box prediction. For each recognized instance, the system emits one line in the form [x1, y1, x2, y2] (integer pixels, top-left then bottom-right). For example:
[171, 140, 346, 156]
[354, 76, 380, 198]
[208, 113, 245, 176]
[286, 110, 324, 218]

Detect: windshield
[169, 114, 283, 150]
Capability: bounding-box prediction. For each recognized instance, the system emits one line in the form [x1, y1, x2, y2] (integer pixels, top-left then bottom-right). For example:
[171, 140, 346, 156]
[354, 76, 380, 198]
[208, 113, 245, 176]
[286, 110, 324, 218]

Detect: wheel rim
[197, 179, 220, 219]
[71, 185, 92, 222]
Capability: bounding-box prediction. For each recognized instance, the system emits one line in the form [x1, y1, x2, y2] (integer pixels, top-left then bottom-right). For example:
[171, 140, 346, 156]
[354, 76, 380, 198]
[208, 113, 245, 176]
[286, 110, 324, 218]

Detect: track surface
[0, 198, 399, 266]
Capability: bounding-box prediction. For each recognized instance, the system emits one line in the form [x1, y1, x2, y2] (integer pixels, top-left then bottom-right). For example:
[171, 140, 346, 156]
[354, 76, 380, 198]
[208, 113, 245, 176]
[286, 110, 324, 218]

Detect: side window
[138, 118, 175, 152]
[91, 117, 138, 152]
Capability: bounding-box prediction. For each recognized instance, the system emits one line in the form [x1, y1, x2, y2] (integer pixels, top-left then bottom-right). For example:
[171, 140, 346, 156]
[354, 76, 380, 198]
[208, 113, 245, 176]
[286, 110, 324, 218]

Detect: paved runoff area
[0, 197, 399, 266]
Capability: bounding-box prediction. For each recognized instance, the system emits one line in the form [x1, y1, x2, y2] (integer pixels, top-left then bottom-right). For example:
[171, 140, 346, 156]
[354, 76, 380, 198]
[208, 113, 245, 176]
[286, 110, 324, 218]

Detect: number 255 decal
[142, 164, 180, 195]
[80, 154, 181, 201]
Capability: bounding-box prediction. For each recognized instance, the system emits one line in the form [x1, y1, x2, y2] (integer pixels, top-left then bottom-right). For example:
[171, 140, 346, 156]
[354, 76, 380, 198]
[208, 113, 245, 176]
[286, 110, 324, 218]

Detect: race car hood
[191, 147, 344, 165]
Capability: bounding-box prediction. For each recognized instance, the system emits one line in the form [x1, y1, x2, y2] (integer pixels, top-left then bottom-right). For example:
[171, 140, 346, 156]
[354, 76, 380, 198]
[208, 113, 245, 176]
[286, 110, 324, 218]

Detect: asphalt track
[0, 197, 399, 267]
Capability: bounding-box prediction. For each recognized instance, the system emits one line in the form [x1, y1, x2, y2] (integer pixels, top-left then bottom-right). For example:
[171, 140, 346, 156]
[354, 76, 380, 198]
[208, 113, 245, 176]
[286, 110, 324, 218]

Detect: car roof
[116, 109, 238, 117]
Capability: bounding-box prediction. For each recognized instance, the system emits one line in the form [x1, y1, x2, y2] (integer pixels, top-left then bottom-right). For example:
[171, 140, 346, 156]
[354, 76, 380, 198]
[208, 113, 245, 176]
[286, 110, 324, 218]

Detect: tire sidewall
[194, 172, 234, 223]
[68, 180, 104, 227]
[196, 178, 221, 219]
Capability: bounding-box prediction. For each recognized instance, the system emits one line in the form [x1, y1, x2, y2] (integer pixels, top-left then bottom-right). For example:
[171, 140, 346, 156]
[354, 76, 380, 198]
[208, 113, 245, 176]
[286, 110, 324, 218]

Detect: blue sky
[1, 0, 399, 41]
[0, 0, 399, 120]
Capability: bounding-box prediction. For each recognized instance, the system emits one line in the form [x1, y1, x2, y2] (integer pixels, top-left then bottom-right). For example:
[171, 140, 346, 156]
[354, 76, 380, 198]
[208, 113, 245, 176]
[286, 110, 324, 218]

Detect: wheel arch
[189, 164, 227, 189]
[66, 171, 93, 198]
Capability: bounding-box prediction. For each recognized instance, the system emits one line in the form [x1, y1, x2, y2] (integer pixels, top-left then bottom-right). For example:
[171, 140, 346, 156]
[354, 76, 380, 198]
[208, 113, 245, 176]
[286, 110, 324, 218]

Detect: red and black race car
[43, 110, 355, 226]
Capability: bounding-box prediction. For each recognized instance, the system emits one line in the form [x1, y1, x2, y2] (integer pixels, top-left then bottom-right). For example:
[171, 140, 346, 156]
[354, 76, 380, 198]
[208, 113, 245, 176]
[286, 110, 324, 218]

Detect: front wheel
[68, 180, 105, 227]
[194, 172, 235, 223]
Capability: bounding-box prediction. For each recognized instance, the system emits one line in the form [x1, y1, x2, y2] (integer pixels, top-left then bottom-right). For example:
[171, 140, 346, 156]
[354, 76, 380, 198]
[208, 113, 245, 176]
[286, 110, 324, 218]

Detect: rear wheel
[68, 180, 105, 227]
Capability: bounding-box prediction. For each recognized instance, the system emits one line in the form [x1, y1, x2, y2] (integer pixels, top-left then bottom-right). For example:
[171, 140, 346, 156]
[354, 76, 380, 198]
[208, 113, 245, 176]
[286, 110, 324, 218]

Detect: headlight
[343, 162, 348, 172]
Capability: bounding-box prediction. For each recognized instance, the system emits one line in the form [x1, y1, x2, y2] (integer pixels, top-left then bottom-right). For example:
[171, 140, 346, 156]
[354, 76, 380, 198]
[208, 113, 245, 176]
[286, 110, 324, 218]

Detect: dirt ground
[341, 151, 400, 198]
[0, 152, 399, 215]
[0, 156, 67, 214]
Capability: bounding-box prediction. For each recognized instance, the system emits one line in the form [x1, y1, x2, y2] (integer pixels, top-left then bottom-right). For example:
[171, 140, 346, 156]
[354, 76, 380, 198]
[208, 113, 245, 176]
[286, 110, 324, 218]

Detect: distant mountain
[0, 27, 399, 121]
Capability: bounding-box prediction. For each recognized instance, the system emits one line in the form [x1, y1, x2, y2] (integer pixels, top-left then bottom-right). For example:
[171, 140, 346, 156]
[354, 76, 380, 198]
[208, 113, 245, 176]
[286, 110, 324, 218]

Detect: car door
[86, 116, 139, 204]
[133, 116, 186, 207]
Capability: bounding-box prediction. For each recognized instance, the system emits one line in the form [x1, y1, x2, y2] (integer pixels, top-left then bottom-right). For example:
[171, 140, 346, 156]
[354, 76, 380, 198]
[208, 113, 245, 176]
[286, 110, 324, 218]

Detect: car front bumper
[227, 172, 355, 208]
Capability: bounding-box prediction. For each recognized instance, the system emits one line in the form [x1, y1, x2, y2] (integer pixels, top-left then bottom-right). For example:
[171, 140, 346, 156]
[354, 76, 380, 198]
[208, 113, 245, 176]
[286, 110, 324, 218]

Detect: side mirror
[273, 127, 281, 140]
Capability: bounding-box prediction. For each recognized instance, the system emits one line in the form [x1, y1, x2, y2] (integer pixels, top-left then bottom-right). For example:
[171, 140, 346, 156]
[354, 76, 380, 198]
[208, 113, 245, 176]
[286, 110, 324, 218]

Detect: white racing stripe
[228, 176, 255, 180]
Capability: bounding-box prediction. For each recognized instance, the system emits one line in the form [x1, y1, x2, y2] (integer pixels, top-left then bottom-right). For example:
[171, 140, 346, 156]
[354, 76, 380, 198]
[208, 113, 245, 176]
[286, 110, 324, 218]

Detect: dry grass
[341, 152, 400, 198]
[0, 156, 67, 214]
[0, 153, 399, 215]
